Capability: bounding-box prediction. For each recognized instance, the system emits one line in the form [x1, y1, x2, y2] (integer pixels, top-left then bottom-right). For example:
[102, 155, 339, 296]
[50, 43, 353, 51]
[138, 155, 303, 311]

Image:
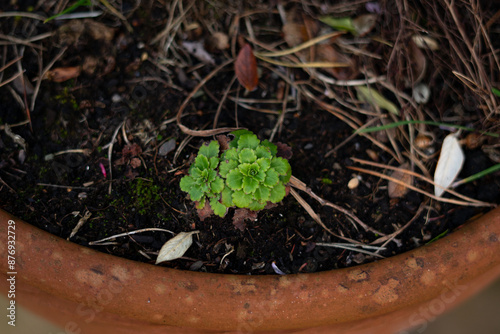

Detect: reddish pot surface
[1, 207, 500, 334]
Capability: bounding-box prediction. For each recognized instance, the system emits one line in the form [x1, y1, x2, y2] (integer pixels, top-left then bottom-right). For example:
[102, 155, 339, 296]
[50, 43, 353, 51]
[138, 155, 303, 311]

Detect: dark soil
[1, 1, 499, 274]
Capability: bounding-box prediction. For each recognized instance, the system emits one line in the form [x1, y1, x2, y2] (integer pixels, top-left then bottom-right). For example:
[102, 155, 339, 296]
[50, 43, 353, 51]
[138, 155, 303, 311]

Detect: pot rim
[1, 206, 500, 332]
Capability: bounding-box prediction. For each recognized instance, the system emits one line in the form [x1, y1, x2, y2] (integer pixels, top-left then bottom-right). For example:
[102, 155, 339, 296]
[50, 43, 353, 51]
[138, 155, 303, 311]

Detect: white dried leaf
[181, 41, 215, 65]
[413, 83, 430, 104]
[155, 231, 199, 264]
[412, 34, 440, 51]
[434, 134, 464, 197]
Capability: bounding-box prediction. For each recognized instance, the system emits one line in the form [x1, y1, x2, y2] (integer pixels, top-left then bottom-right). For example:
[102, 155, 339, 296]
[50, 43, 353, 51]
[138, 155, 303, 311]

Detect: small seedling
[219, 130, 291, 211]
[179, 140, 226, 217]
[179, 130, 292, 227]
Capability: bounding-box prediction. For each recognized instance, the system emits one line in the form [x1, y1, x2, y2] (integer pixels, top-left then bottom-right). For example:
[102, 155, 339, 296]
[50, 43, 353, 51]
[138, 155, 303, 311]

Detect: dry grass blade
[315, 242, 386, 259]
[89, 228, 175, 246]
[350, 157, 494, 206]
[255, 31, 344, 58]
[371, 201, 427, 249]
[255, 54, 349, 69]
[176, 59, 242, 137]
[289, 188, 361, 244]
[289, 188, 324, 228]
[289, 176, 385, 237]
[347, 165, 495, 207]
[99, 0, 133, 32]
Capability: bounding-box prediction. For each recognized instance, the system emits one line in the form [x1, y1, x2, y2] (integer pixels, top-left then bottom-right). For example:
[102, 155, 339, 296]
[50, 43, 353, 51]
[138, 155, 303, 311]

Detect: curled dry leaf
[155, 231, 199, 264]
[408, 40, 427, 84]
[412, 34, 440, 51]
[434, 133, 465, 197]
[234, 43, 259, 91]
[44, 66, 81, 82]
[388, 162, 413, 198]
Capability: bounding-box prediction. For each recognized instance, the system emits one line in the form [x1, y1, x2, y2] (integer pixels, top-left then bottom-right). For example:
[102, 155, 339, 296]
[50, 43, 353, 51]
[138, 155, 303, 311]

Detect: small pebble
[304, 143, 314, 150]
[78, 192, 88, 200]
[111, 93, 122, 103]
[348, 178, 359, 189]
[159, 138, 176, 156]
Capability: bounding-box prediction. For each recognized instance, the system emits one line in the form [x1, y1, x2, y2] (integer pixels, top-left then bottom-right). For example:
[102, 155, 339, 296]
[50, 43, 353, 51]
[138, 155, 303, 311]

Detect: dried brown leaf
[45, 66, 81, 82]
[122, 143, 142, 159]
[316, 44, 357, 80]
[197, 201, 214, 221]
[216, 134, 230, 152]
[130, 157, 141, 169]
[282, 23, 309, 48]
[235, 43, 258, 91]
[276, 142, 293, 160]
[232, 208, 258, 231]
[388, 162, 413, 198]
[408, 40, 427, 84]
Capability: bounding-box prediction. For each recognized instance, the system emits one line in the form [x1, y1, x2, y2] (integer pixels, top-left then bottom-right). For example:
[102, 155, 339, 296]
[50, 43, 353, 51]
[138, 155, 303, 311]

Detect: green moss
[53, 86, 78, 111]
[130, 178, 161, 215]
[321, 177, 333, 185]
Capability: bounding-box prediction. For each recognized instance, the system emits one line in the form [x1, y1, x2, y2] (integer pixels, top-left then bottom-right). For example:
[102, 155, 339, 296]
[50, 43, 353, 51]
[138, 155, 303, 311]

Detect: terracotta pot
[1, 206, 500, 334]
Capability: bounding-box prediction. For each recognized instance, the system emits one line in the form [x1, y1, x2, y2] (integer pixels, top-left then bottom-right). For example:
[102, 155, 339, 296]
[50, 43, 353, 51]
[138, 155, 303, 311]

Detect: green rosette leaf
[179, 175, 196, 192]
[210, 197, 227, 217]
[269, 183, 286, 203]
[199, 140, 220, 159]
[219, 159, 238, 177]
[263, 168, 279, 187]
[270, 157, 290, 175]
[242, 176, 259, 194]
[255, 157, 271, 172]
[221, 187, 234, 207]
[229, 130, 254, 148]
[189, 184, 204, 202]
[238, 133, 260, 149]
[255, 146, 272, 159]
[227, 169, 244, 190]
[254, 185, 270, 202]
[223, 147, 238, 161]
[210, 177, 224, 193]
[194, 154, 209, 170]
[239, 148, 257, 163]
[232, 190, 252, 207]
[261, 139, 277, 156]
[248, 200, 266, 211]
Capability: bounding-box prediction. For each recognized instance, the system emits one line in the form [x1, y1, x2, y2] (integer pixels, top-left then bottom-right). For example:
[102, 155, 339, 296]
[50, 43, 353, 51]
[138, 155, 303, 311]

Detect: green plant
[179, 140, 226, 217]
[179, 130, 292, 223]
[219, 130, 291, 211]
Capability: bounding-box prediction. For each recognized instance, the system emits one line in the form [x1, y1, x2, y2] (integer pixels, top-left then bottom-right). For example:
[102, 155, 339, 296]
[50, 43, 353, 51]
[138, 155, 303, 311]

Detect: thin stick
[315, 242, 386, 259]
[89, 228, 175, 246]
[289, 176, 386, 236]
[106, 120, 125, 194]
[347, 165, 494, 207]
[213, 75, 237, 129]
[350, 157, 495, 206]
[289, 188, 362, 244]
[176, 59, 242, 136]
